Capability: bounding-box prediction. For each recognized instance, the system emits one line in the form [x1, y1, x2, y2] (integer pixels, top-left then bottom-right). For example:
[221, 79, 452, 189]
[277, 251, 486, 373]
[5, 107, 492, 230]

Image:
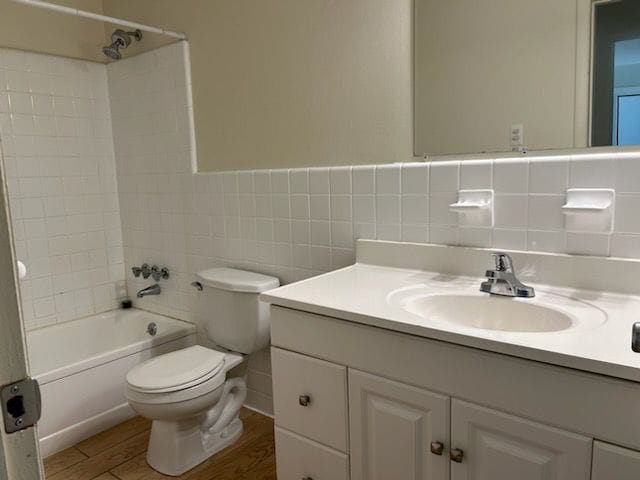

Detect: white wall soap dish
[449, 189, 494, 227]
[562, 188, 614, 233]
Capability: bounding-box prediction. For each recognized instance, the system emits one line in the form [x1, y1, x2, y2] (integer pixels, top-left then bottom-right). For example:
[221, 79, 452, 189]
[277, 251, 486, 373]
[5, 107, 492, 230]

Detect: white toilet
[125, 268, 279, 476]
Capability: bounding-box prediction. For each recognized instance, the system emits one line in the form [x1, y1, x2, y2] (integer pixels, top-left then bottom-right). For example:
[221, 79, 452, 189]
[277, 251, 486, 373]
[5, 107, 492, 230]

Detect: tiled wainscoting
[0, 48, 124, 330]
[4, 40, 640, 415]
[109, 42, 640, 415]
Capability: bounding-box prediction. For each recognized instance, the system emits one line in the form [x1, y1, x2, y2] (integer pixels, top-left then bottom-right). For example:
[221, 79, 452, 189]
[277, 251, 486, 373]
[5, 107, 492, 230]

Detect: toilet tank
[195, 268, 280, 354]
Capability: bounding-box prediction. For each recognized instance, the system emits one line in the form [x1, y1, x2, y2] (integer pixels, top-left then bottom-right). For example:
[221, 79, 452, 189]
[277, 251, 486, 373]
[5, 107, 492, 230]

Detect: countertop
[262, 262, 640, 383]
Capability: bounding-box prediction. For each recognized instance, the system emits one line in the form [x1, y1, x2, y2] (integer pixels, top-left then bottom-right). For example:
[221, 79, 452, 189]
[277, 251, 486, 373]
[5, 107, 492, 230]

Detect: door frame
[0, 141, 43, 478]
[612, 86, 640, 144]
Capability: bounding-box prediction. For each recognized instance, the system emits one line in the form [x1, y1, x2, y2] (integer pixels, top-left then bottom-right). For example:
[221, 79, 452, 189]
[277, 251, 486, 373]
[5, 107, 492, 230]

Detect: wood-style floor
[43, 408, 276, 480]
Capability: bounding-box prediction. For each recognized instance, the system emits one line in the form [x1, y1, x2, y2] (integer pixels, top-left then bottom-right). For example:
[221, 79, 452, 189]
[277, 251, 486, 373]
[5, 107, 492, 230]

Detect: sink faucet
[480, 253, 535, 298]
[137, 284, 161, 298]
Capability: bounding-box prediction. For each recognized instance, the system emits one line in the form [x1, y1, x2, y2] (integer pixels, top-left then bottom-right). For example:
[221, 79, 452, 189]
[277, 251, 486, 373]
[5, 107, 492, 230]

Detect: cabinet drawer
[275, 427, 349, 480]
[271, 347, 349, 452]
[592, 441, 640, 480]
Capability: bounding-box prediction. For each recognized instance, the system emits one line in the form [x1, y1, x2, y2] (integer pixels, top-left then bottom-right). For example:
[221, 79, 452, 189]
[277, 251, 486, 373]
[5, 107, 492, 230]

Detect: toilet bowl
[125, 267, 280, 476]
[125, 345, 246, 476]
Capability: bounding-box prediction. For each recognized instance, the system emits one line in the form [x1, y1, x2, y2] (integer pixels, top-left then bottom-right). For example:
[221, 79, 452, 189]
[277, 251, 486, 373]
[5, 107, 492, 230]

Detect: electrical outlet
[510, 123, 524, 151]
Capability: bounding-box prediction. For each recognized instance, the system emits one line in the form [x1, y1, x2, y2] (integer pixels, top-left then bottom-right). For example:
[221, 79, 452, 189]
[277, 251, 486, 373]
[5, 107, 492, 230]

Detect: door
[592, 440, 640, 480]
[450, 399, 591, 480]
[349, 369, 449, 480]
[0, 143, 43, 478]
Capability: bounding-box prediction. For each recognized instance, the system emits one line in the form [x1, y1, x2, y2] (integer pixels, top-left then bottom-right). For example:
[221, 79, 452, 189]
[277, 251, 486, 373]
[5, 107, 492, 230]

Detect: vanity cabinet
[591, 441, 640, 480]
[450, 399, 591, 480]
[349, 369, 450, 480]
[269, 305, 640, 480]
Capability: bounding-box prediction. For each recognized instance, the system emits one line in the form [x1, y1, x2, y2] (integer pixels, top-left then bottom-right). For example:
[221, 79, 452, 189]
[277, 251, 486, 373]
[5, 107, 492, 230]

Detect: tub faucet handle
[131, 266, 142, 277]
[151, 266, 170, 281]
[141, 264, 152, 279]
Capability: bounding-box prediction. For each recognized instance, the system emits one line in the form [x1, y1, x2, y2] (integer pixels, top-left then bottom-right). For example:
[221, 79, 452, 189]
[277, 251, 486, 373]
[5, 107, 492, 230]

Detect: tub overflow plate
[1, 378, 41, 434]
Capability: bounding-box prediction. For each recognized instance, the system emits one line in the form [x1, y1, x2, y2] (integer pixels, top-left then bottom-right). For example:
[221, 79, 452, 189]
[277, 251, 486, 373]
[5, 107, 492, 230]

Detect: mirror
[414, 0, 640, 157]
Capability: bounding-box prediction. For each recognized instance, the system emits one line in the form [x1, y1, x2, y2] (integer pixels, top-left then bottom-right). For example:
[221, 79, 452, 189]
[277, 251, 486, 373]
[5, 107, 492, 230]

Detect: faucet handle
[131, 266, 142, 277]
[151, 266, 170, 281]
[490, 252, 513, 272]
[141, 263, 152, 279]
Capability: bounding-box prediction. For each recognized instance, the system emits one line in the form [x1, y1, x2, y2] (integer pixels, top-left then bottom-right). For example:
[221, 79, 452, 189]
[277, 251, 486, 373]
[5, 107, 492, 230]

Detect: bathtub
[27, 309, 196, 457]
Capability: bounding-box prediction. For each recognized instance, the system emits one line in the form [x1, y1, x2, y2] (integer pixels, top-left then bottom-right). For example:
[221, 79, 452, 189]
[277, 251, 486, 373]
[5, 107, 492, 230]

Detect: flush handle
[299, 395, 311, 407]
[632, 323, 640, 352]
[450, 448, 464, 463]
[430, 441, 444, 456]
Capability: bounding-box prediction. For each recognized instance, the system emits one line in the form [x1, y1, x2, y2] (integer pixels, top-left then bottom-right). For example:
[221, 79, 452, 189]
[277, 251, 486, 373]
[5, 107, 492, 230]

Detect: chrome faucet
[480, 253, 535, 298]
[137, 284, 161, 298]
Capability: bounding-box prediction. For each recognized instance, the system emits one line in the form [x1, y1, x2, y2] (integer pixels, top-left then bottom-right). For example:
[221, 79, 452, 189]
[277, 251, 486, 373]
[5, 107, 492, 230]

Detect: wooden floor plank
[47, 431, 150, 480]
[187, 431, 276, 480]
[48, 408, 275, 480]
[43, 447, 88, 477]
[75, 416, 152, 457]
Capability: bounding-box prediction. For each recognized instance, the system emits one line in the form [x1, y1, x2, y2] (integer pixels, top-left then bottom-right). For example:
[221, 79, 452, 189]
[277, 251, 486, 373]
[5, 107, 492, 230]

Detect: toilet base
[146, 416, 244, 476]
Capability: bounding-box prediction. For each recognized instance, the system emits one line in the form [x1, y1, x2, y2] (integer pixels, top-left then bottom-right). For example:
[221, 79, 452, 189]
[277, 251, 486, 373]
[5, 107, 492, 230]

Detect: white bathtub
[27, 309, 196, 457]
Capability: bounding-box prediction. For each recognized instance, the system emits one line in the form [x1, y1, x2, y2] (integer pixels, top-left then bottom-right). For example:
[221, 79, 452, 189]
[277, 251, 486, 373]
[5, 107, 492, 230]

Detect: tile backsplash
[0, 48, 124, 331]
[4, 41, 640, 415]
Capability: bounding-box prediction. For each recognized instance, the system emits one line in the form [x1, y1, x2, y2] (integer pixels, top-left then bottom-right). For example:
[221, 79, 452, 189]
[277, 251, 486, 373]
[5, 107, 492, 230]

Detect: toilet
[125, 268, 280, 476]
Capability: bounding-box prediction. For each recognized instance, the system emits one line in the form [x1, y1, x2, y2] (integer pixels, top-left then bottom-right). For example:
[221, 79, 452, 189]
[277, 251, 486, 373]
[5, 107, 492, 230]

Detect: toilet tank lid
[196, 268, 280, 293]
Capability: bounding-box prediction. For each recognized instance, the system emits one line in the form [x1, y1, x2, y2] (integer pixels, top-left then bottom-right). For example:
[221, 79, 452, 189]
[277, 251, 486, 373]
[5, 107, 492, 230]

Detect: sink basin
[404, 294, 573, 332]
[388, 286, 608, 334]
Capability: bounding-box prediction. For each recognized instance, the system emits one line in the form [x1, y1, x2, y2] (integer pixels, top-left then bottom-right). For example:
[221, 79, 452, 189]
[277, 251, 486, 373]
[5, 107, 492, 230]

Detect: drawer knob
[450, 448, 464, 463]
[430, 441, 444, 456]
[299, 394, 311, 407]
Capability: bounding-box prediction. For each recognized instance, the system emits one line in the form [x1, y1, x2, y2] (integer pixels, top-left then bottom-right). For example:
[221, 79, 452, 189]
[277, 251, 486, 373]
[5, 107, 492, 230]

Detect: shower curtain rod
[8, 0, 187, 40]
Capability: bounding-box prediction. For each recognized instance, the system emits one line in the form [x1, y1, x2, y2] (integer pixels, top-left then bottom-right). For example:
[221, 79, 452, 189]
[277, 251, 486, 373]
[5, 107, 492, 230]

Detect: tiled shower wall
[0, 48, 124, 331]
[109, 42, 640, 414]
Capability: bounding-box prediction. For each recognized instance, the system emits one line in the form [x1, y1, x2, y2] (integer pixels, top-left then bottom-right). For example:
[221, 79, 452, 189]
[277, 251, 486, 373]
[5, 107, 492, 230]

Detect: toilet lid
[126, 345, 226, 393]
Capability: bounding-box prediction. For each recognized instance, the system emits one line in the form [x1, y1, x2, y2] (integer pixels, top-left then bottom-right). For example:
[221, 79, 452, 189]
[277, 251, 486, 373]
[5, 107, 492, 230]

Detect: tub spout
[137, 284, 160, 298]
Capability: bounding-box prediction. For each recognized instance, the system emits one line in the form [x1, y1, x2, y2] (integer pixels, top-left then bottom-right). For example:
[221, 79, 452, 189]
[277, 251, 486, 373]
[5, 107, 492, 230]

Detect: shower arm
[8, 0, 186, 40]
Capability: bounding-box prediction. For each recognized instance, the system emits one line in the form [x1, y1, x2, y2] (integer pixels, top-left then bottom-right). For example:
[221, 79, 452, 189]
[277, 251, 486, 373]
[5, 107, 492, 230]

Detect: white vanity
[262, 240, 640, 480]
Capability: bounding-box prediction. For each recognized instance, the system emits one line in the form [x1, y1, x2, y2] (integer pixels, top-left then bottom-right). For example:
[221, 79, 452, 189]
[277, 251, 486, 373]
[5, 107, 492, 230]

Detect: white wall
[0, 48, 124, 331]
[102, 0, 414, 172]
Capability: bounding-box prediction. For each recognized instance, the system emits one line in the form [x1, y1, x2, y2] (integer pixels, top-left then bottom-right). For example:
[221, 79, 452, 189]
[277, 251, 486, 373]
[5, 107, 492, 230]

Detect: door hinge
[1, 378, 41, 433]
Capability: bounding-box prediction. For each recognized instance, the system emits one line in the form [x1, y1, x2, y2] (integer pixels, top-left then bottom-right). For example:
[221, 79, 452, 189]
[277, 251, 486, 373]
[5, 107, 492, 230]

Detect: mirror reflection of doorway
[591, 0, 640, 147]
[612, 38, 640, 145]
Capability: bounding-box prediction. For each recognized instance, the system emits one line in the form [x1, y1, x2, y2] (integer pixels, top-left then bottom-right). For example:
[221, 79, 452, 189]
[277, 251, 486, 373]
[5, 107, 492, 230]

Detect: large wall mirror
[414, 0, 640, 157]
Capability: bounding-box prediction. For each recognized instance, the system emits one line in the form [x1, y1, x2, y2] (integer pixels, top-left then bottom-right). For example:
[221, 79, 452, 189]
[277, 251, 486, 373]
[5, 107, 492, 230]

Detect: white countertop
[262, 262, 640, 383]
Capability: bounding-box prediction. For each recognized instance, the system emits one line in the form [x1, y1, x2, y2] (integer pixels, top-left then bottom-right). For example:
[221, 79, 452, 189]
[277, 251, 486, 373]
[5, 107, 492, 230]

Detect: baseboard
[244, 388, 274, 418]
[40, 403, 136, 458]
[243, 403, 274, 419]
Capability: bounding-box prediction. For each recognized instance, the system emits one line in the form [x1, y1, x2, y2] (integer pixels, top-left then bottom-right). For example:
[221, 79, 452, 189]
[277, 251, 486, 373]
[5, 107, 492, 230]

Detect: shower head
[102, 29, 142, 60]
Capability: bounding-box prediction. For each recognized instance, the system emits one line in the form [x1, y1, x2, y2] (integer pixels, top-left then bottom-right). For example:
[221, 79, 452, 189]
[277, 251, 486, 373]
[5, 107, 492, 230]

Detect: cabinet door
[451, 399, 592, 480]
[349, 369, 450, 480]
[592, 440, 640, 480]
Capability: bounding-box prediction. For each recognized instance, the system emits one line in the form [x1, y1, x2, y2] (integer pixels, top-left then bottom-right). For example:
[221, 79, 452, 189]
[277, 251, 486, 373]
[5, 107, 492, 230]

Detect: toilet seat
[126, 346, 243, 405]
[127, 345, 226, 393]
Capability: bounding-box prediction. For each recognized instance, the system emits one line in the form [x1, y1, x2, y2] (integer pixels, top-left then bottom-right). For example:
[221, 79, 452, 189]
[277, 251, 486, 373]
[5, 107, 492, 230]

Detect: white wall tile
[460, 160, 492, 189]
[376, 164, 401, 194]
[529, 158, 568, 194]
[528, 195, 565, 230]
[430, 161, 459, 192]
[569, 156, 615, 188]
[352, 166, 375, 194]
[1, 48, 123, 329]
[401, 163, 429, 194]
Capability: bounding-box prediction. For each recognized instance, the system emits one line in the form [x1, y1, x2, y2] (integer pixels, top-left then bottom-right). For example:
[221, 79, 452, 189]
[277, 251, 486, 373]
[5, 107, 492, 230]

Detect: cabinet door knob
[450, 448, 464, 463]
[299, 394, 311, 407]
[430, 441, 444, 455]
